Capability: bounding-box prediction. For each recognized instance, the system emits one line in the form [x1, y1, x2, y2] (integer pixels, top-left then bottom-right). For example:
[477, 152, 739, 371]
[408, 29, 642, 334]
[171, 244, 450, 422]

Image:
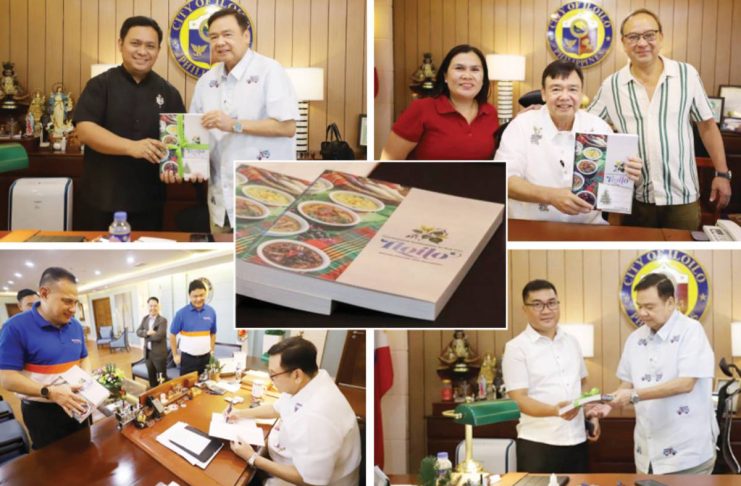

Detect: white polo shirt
[588, 56, 714, 206]
[190, 50, 299, 227]
[617, 310, 718, 474]
[502, 324, 588, 446]
[266, 370, 360, 486]
[496, 106, 612, 224]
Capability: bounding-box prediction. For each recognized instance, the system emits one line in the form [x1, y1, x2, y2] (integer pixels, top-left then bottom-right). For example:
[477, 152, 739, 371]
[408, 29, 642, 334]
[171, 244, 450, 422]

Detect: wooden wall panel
[392, 0, 741, 122]
[5, 0, 366, 152]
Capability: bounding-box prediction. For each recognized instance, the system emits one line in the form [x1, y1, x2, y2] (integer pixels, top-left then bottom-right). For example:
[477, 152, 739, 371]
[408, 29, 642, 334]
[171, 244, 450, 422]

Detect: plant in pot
[206, 354, 224, 381]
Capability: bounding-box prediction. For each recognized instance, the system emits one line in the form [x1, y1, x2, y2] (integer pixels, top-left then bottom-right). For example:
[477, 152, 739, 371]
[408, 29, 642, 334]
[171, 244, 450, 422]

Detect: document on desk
[209, 413, 265, 445]
[157, 422, 222, 469]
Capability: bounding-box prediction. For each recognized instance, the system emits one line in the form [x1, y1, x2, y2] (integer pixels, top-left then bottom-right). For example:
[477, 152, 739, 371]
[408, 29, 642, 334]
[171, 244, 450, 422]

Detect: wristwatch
[629, 390, 640, 405]
[715, 170, 732, 180]
[40, 386, 50, 399]
[232, 121, 243, 134]
[247, 452, 258, 468]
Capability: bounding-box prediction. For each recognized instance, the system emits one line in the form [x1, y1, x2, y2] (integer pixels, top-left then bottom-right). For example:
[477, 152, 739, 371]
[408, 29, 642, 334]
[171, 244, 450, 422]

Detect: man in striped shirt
[170, 279, 217, 377]
[0, 267, 91, 449]
[588, 8, 731, 230]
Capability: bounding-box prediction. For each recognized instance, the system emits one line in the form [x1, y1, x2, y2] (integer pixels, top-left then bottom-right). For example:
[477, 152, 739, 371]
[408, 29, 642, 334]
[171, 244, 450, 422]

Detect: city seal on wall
[546, 1, 613, 68]
[620, 250, 709, 327]
[169, 0, 254, 79]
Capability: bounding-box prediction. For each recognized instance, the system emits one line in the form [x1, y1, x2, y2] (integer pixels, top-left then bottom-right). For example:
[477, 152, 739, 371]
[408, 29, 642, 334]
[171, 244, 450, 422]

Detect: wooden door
[336, 330, 366, 418]
[5, 303, 20, 318]
[92, 297, 112, 338]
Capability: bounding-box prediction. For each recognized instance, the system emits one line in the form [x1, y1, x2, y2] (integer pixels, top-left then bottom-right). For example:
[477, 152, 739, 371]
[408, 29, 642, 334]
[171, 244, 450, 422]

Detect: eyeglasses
[623, 30, 660, 44]
[524, 300, 560, 312]
[268, 369, 293, 380]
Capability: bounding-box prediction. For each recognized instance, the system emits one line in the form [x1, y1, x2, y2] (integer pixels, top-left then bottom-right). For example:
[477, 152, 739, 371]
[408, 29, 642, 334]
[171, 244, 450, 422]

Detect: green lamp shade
[453, 399, 520, 426]
[0, 144, 29, 173]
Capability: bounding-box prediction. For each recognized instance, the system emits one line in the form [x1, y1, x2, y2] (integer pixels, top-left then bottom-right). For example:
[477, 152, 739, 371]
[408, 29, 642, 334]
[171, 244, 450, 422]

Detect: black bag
[320, 123, 355, 160]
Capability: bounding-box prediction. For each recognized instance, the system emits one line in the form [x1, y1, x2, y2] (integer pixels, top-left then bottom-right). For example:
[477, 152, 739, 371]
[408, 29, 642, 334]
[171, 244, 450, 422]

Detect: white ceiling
[0, 248, 233, 296]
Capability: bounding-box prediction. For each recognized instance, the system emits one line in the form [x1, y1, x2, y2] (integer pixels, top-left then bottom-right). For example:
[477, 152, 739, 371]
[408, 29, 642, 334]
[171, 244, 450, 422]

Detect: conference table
[0, 230, 233, 243]
[0, 375, 271, 486]
[508, 219, 695, 241]
[389, 472, 741, 485]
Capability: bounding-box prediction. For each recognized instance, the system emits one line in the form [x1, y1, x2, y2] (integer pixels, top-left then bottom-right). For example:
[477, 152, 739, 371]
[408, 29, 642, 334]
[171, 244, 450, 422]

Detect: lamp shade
[732, 322, 741, 357]
[560, 324, 595, 358]
[90, 64, 117, 78]
[285, 67, 325, 101]
[486, 54, 526, 81]
[450, 399, 520, 426]
[0, 144, 29, 173]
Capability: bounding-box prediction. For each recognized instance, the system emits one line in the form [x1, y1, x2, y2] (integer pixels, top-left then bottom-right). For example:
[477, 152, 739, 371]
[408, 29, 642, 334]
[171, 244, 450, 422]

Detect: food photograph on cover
[235, 161, 506, 326]
[0, 0, 366, 242]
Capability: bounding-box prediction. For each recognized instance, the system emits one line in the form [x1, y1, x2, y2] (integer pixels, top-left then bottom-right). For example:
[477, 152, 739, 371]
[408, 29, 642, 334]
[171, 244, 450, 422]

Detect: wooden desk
[0, 416, 179, 486]
[389, 472, 741, 485]
[123, 377, 272, 486]
[0, 230, 233, 243]
[508, 219, 694, 241]
[0, 145, 208, 232]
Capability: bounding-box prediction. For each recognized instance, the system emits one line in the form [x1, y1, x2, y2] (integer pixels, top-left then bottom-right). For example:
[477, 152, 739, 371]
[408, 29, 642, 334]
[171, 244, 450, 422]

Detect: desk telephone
[703, 220, 741, 241]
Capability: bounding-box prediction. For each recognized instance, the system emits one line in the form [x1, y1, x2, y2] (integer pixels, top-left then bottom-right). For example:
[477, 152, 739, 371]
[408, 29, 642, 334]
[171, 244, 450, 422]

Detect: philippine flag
[374, 330, 394, 469]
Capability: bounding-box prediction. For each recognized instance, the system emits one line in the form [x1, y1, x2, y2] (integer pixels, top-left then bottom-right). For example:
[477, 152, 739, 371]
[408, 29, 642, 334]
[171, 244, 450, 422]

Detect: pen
[225, 401, 233, 419]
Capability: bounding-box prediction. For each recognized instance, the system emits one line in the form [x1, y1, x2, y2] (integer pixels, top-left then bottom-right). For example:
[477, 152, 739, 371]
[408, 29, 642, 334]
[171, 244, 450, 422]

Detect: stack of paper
[208, 413, 265, 445]
[156, 422, 222, 469]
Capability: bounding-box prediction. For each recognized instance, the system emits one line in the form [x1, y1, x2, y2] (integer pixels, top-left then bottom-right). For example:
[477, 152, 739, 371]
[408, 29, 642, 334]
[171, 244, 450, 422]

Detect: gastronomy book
[53, 365, 111, 423]
[571, 132, 639, 214]
[159, 114, 210, 181]
[237, 170, 504, 320]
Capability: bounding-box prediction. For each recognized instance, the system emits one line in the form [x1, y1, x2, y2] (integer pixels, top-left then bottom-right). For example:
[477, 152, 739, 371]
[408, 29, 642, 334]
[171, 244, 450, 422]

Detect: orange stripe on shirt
[180, 330, 211, 337]
[24, 360, 81, 374]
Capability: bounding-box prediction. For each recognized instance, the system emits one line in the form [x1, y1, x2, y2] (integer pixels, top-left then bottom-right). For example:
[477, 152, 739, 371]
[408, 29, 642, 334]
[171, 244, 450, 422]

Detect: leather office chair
[0, 419, 30, 465]
[0, 400, 13, 423]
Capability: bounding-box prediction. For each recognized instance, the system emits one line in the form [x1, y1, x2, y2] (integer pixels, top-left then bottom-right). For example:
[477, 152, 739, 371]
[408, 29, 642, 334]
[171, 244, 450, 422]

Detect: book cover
[571, 133, 638, 214]
[239, 170, 503, 320]
[159, 114, 209, 181]
[56, 365, 111, 423]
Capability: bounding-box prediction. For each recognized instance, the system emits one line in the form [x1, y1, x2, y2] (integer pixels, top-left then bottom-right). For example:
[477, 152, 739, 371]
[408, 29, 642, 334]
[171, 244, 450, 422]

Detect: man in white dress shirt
[502, 279, 601, 473]
[610, 272, 718, 474]
[228, 336, 361, 486]
[496, 60, 642, 224]
[164, 8, 299, 233]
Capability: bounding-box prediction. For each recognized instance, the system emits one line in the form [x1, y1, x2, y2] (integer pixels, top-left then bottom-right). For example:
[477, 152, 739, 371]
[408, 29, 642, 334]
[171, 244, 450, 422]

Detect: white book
[56, 365, 110, 423]
[237, 170, 504, 320]
[160, 114, 210, 181]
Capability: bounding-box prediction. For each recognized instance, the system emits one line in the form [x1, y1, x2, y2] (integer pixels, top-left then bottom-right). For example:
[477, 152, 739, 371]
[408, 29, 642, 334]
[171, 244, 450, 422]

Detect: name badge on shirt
[156, 94, 164, 108]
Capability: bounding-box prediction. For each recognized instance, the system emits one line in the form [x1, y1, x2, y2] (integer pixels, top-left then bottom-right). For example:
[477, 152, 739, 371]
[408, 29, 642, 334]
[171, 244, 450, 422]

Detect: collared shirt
[0, 301, 87, 402]
[169, 304, 217, 356]
[497, 106, 611, 224]
[587, 56, 714, 206]
[73, 65, 185, 211]
[391, 96, 499, 160]
[267, 370, 361, 486]
[502, 324, 588, 446]
[190, 50, 299, 227]
[617, 310, 717, 473]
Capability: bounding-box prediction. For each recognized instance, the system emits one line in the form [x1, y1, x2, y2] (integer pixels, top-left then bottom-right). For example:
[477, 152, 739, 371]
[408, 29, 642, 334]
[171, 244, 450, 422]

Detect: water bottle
[435, 451, 452, 484]
[108, 211, 131, 242]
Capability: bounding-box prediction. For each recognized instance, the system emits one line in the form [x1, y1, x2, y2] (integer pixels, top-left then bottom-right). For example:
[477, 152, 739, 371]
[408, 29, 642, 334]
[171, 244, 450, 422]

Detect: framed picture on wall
[708, 97, 724, 124]
[719, 85, 741, 119]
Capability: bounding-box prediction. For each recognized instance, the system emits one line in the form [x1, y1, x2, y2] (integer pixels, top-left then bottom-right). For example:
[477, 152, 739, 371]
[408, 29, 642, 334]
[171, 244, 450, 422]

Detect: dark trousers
[145, 354, 168, 388]
[21, 399, 90, 450]
[516, 438, 588, 473]
[180, 352, 210, 377]
[76, 199, 164, 231]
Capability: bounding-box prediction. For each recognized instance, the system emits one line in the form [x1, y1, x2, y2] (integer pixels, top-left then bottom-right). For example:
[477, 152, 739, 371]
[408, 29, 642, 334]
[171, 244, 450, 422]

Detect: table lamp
[0, 143, 29, 173]
[442, 399, 520, 481]
[285, 68, 325, 155]
[486, 54, 526, 124]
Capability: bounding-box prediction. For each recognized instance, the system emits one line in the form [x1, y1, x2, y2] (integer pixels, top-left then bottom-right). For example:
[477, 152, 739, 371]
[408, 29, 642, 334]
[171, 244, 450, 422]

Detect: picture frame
[708, 96, 724, 124]
[719, 85, 741, 119]
[358, 114, 367, 148]
[714, 378, 739, 412]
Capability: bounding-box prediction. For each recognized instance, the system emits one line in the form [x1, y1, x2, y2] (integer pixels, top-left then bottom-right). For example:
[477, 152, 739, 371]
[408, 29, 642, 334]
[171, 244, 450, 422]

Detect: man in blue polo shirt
[0, 267, 91, 449]
[169, 279, 217, 377]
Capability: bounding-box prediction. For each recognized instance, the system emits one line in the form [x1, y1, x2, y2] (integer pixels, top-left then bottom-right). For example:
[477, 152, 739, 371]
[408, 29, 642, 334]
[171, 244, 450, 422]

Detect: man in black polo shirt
[74, 16, 185, 231]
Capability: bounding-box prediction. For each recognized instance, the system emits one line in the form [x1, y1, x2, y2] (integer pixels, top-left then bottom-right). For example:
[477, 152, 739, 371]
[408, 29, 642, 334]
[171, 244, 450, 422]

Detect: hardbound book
[571, 132, 639, 214]
[237, 170, 504, 320]
[54, 365, 111, 423]
[159, 113, 210, 181]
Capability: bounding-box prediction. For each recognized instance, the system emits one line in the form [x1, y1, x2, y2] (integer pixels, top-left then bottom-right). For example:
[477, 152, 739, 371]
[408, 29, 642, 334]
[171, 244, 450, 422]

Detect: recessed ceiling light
[24, 261, 34, 268]
[2, 286, 7, 291]
[7, 280, 14, 285]
[13, 272, 21, 278]
[127, 256, 135, 264]
[94, 270, 101, 275]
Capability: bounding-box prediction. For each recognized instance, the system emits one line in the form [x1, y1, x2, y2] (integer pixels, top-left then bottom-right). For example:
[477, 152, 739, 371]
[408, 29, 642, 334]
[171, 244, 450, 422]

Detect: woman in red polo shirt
[381, 44, 499, 160]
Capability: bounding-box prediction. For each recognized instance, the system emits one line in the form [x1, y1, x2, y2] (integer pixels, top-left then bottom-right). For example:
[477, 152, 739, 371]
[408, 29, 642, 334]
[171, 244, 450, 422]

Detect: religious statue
[410, 53, 438, 98]
[0, 61, 28, 109]
[438, 330, 481, 373]
[28, 91, 45, 137]
[46, 85, 74, 137]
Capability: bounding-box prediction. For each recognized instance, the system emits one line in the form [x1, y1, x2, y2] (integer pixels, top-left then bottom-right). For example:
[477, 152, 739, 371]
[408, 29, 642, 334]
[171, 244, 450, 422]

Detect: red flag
[374, 330, 394, 468]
